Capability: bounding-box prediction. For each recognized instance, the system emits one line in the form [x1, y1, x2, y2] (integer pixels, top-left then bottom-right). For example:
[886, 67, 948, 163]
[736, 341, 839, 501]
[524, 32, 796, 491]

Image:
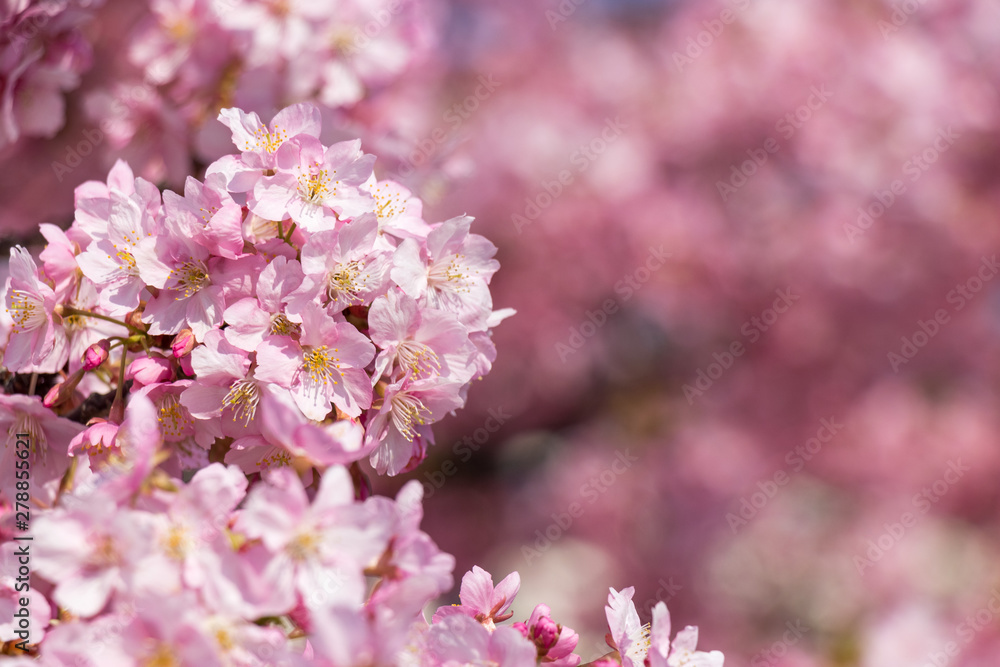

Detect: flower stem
[59, 306, 146, 337]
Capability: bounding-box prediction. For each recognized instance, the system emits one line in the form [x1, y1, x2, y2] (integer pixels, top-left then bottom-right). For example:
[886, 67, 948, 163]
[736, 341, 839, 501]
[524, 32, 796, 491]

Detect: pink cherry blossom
[255, 302, 375, 419]
[75, 190, 161, 317]
[286, 212, 393, 315]
[368, 287, 474, 383]
[222, 255, 304, 352]
[250, 136, 376, 230]
[422, 614, 538, 666]
[366, 375, 465, 476]
[0, 394, 83, 506]
[234, 465, 390, 609]
[390, 215, 500, 331]
[3, 247, 69, 373]
[431, 565, 520, 630]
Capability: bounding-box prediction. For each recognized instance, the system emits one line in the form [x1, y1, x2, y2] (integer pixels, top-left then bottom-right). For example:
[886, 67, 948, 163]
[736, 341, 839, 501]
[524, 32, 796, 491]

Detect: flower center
[247, 123, 288, 154]
[157, 394, 193, 440]
[7, 288, 46, 334]
[302, 345, 342, 387]
[287, 531, 321, 562]
[326, 261, 365, 304]
[112, 248, 139, 276]
[222, 379, 261, 426]
[374, 187, 401, 221]
[298, 164, 332, 205]
[427, 254, 473, 294]
[171, 260, 210, 298]
[141, 642, 180, 667]
[7, 413, 45, 462]
[161, 524, 190, 561]
[269, 313, 300, 337]
[396, 340, 441, 377]
[256, 447, 292, 470]
[389, 391, 431, 442]
[88, 534, 122, 569]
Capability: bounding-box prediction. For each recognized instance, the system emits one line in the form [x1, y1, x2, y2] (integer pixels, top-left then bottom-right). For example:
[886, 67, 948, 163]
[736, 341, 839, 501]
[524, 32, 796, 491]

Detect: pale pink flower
[32, 494, 156, 618]
[645, 601, 725, 667]
[3, 247, 69, 373]
[75, 190, 161, 317]
[367, 375, 465, 476]
[222, 255, 304, 352]
[134, 381, 218, 469]
[605, 589, 724, 667]
[368, 288, 474, 383]
[364, 481, 455, 604]
[422, 614, 538, 666]
[286, 212, 393, 315]
[432, 566, 520, 629]
[390, 215, 500, 331]
[0, 394, 83, 506]
[179, 329, 258, 435]
[371, 179, 430, 242]
[117, 593, 228, 667]
[163, 172, 245, 260]
[218, 102, 322, 185]
[234, 465, 391, 609]
[256, 383, 373, 468]
[250, 136, 376, 231]
[255, 302, 375, 419]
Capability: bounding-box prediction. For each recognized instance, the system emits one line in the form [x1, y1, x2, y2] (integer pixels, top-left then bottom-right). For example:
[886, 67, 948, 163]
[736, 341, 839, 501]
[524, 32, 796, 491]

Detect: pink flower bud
[126, 356, 174, 387]
[43, 367, 86, 408]
[172, 329, 196, 358]
[532, 615, 560, 650]
[83, 339, 111, 370]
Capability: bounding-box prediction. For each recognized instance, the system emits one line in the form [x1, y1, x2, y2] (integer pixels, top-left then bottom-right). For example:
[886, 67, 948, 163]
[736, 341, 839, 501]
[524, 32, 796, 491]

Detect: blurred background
[4, 0, 1000, 664]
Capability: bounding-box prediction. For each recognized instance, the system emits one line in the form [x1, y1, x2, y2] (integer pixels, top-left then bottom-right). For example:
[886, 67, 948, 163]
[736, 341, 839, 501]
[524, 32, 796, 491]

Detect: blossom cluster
[0, 393, 721, 663]
[0, 0, 103, 151]
[0, 102, 725, 664]
[3, 101, 510, 497]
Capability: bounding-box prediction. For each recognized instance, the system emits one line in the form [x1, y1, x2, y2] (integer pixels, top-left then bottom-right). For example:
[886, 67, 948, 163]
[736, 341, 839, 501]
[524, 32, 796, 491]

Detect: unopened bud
[126, 356, 173, 387]
[125, 306, 146, 331]
[172, 329, 196, 358]
[83, 339, 111, 370]
[532, 615, 560, 651]
[43, 367, 87, 408]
